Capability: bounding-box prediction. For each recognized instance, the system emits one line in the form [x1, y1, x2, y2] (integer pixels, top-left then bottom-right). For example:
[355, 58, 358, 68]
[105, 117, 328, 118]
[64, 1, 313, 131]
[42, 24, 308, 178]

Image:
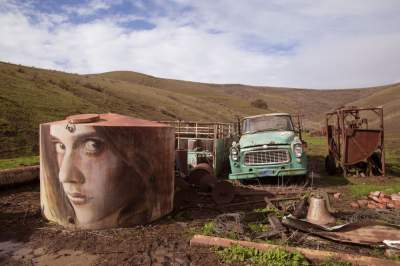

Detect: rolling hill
[0, 61, 399, 158]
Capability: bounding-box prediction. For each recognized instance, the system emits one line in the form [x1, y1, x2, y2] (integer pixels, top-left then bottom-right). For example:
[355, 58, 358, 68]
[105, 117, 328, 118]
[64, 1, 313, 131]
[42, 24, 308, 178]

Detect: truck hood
[239, 131, 295, 148]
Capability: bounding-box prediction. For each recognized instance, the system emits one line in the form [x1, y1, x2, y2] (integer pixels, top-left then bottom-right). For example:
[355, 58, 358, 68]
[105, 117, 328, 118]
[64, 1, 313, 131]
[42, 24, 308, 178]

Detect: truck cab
[229, 113, 307, 180]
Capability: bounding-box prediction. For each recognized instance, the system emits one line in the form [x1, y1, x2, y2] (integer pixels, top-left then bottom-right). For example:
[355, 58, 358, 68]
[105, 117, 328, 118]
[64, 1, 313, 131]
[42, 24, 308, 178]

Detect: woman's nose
[59, 152, 84, 184]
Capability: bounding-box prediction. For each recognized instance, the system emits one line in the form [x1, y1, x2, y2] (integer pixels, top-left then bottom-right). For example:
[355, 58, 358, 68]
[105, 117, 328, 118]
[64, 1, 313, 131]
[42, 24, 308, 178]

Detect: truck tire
[325, 155, 337, 175]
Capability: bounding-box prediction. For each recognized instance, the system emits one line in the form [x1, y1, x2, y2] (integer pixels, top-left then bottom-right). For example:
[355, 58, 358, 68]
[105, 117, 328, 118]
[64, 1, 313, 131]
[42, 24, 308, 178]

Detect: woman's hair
[40, 125, 157, 228]
[41, 125, 74, 226]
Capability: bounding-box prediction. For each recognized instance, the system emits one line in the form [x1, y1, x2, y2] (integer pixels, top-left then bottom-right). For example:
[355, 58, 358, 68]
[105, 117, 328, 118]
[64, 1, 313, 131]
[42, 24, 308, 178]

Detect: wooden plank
[190, 235, 400, 266]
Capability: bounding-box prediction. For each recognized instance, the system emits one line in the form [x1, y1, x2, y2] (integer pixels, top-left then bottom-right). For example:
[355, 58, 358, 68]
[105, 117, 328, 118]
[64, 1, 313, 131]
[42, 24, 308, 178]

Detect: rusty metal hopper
[345, 129, 382, 165]
[325, 107, 385, 177]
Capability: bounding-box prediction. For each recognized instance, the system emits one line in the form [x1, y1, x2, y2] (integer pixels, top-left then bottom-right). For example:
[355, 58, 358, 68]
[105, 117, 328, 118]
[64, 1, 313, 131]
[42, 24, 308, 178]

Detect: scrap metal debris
[213, 213, 245, 236]
[283, 215, 400, 246]
[348, 208, 400, 225]
[383, 240, 400, 250]
[306, 195, 336, 225]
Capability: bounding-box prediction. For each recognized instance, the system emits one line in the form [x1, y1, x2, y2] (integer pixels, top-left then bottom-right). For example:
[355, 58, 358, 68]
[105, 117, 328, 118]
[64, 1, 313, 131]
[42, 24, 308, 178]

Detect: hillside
[0, 61, 399, 158]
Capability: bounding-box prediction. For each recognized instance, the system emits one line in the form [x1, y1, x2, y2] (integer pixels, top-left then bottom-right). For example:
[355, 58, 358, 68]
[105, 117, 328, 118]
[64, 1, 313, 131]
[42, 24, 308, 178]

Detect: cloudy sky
[1, 0, 399, 89]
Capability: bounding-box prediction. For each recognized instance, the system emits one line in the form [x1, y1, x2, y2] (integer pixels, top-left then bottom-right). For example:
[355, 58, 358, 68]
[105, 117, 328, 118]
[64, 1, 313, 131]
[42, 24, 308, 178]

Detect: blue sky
[0, 0, 399, 88]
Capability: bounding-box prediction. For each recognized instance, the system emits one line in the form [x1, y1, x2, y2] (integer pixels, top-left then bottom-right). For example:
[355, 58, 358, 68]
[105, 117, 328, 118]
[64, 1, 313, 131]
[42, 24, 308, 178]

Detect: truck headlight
[294, 143, 302, 158]
[231, 147, 239, 161]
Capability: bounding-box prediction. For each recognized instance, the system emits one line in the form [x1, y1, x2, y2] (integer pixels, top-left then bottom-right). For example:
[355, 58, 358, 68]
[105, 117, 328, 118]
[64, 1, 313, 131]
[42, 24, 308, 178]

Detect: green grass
[248, 222, 269, 233]
[215, 244, 309, 266]
[348, 179, 400, 198]
[201, 221, 216, 236]
[254, 206, 283, 218]
[319, 257, 352, 266]
[0, 155, 39, 170]
[385, 137, 400, 176]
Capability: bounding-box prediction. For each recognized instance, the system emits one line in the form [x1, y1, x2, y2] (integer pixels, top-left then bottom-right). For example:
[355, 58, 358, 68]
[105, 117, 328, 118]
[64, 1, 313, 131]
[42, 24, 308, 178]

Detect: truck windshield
[242, 115, 294, 134]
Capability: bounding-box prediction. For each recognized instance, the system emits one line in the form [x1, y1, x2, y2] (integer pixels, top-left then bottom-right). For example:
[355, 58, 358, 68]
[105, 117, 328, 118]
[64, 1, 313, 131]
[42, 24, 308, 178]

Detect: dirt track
[0, 179, 397, 265]
[0, 182, 224, 266]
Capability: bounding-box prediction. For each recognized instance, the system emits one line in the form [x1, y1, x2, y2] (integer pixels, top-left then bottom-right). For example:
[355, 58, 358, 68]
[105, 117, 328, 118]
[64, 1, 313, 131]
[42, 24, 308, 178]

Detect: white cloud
[63, 0, 117, 16]
[0, 0, 399, 89]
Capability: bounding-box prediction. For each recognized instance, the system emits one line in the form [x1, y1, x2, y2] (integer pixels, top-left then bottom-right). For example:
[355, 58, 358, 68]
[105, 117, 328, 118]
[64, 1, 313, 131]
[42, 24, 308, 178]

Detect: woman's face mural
[50, 124, 129, 225]
[40, 113, 175, 230]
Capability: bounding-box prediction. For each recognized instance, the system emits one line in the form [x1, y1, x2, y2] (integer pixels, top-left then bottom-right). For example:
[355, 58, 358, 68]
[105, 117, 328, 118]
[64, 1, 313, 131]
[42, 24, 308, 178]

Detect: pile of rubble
[350, 191, 400, 209]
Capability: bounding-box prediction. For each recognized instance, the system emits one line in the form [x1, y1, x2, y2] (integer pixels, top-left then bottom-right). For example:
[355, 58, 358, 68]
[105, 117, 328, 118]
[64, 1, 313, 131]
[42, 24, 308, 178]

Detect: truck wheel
[369, 152, 383, 176]
[325, 155, 337, 175]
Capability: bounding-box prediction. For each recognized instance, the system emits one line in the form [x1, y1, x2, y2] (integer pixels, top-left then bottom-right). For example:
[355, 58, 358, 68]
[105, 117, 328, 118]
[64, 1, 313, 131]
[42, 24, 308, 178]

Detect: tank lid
[66, 114, 100, 124]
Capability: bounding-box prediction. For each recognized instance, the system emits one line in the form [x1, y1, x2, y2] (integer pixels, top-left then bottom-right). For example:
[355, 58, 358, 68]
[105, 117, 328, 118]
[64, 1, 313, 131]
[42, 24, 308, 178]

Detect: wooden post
[190, 235, 400, 266]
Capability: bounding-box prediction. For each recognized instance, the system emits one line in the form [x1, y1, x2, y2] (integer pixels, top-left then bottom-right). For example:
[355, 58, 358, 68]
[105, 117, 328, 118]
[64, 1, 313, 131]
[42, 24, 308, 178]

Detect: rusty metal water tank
[40, 113, 175, 229]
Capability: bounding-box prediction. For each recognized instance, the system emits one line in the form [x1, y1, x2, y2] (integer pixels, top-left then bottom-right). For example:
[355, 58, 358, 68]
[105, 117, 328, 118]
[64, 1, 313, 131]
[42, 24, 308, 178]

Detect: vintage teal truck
[229, 113, 308, 180]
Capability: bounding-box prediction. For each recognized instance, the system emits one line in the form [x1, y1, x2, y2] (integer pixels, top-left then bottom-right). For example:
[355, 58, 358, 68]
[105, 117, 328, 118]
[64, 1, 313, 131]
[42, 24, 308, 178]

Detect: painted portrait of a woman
[40, 114, 175, 230]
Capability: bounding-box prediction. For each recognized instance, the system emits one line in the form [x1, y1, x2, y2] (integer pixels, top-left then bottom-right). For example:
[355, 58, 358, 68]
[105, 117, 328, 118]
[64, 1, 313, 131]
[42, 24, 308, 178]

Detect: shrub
[201, 222, 215, 236]
[83, 82, 103, 92]
[251, 99, 269, 109]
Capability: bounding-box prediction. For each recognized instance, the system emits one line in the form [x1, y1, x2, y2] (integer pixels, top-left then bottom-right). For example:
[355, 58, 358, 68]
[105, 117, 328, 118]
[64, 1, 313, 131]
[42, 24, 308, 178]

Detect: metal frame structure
[291, 113, 305, 142]
[325, 106, 385, 177]
[159, 120, 236, 177]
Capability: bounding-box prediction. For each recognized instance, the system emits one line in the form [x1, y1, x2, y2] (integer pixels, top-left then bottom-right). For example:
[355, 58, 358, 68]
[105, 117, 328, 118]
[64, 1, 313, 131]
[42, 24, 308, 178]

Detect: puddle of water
[32, 250, 98, 266]
[0, 240, 98, 265]
[0, 240, 23, 259]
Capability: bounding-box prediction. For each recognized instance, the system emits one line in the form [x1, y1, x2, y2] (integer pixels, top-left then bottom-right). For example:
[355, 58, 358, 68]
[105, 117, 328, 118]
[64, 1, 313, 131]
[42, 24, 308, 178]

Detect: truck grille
[244, 149, 290, 165]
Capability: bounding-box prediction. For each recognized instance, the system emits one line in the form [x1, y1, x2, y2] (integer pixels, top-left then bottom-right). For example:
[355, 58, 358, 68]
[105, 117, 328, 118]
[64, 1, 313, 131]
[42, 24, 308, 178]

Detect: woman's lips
[66, 192, 90, 205]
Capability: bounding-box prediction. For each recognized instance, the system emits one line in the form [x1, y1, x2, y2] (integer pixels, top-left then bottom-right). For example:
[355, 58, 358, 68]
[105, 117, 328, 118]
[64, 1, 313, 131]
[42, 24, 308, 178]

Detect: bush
[201, 222, 215, 236]
[251, 99, 268, 109]
[83, 82, 103, 92]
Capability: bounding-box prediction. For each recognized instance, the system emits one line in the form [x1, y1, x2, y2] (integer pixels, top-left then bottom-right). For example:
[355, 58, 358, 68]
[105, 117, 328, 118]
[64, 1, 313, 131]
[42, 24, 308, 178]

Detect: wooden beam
[190, 235, 399, 266]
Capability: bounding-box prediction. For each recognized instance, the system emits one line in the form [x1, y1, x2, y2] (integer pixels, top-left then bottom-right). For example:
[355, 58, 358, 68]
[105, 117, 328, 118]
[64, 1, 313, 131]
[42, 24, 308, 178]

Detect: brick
[387, 203, 395, 209]
[368, 195, 381, 203]
[391, 194, 400, 201]
[376, 203, 386, 209]
[370, 191, 381, 197]
[379, 198, 391, 204]
[357, 199, 369, 208]
[394, 201, 400, 208]
[333, 192, 341, 200]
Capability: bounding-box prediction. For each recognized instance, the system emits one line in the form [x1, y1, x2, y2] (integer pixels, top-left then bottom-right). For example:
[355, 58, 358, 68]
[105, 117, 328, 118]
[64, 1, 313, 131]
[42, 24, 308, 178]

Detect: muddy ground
[0, 177, 396, 266]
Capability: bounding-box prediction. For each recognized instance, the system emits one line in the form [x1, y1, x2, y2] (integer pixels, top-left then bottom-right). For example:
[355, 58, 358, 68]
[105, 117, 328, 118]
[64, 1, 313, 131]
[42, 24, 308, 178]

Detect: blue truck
[229, 113, 308, 181]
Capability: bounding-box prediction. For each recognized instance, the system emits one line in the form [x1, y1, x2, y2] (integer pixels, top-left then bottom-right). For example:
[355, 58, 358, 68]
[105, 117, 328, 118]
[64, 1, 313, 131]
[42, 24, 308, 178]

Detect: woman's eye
[55, 142, 66, 154]
[83, 139, 104, 155]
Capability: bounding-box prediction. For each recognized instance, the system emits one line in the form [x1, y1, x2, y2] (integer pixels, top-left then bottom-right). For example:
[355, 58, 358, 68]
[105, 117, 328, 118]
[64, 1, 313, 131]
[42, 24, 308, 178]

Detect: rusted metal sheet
[40, 113, 175, 229]
[345, 129, 382, 165]
[325, 106, 385, 177]
[283, 216, 400, 246]
[175, 149, 188, 176]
